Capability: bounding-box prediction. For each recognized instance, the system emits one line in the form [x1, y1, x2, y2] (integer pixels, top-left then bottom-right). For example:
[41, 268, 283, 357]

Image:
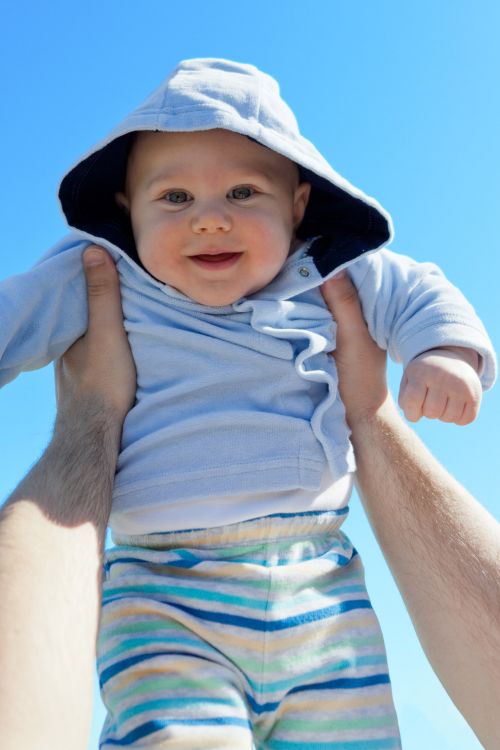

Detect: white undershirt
[111, 470, 354, 536]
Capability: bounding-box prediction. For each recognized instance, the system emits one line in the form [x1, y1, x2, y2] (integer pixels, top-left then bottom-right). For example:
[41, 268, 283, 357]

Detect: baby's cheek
[135, 237, 172, 282]
[253, 211, 292, 242]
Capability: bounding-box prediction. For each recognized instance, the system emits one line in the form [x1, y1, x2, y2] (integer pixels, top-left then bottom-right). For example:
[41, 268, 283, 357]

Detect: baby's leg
[256, 520, 401, 749]
[97, 542, 254, 749]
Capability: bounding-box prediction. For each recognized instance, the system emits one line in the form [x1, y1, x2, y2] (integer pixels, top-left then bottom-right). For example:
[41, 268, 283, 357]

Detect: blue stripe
[288, 672, 391, 696]
[257, 508, 349, 520]
[101, 716, 251, 746]
[101, 596, 372, 632]
[99, 649, 213, 688]
[245, 673, 391, 715]
[104, 555, 199, 574]
[244, 656, 389, 694]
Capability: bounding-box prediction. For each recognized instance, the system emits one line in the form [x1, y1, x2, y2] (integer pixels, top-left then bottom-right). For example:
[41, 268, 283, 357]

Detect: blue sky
[0, 2, 498, 748]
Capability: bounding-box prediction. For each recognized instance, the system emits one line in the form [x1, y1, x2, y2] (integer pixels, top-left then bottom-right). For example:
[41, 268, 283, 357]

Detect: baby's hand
[398, 346, 482, 425]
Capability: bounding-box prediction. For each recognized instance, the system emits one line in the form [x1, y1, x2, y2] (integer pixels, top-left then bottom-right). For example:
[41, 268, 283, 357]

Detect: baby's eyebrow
[145, 167, 184, 190]
[145, 166, 274, 190]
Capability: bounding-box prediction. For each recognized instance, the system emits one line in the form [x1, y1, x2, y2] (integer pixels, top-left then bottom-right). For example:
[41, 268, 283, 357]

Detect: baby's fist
[398, 347, 482, 425]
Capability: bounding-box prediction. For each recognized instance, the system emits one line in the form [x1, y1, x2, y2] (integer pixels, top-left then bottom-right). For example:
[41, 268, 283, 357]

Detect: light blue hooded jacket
[0, 59, 496, 534]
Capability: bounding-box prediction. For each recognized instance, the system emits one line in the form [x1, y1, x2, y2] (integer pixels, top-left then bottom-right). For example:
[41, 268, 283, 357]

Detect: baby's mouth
[190, 252, 242, 269]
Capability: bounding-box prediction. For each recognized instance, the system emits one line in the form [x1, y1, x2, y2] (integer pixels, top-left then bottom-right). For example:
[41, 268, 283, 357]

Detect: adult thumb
[82, 246, 123, 330]
[83, 246, 116, 291]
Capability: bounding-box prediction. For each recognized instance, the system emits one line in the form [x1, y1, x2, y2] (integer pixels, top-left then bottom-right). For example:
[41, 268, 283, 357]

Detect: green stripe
[114, 675, 227, 702]
[275, 714, 396, 732]
[97, 634, 215, 665]
[99, 618, 181, 643]
[267, 738, 400, 750]
[117, 695, 244, 724]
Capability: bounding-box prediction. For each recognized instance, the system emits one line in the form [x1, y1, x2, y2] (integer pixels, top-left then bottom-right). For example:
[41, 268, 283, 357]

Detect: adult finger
[83, 246, 123, 336]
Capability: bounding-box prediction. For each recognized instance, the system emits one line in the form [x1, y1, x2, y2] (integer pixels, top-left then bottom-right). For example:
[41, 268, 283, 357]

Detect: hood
[59, 58, 393, 277]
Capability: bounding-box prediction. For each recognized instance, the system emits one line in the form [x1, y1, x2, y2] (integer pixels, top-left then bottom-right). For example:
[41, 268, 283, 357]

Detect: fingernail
[84, 248, 105, 267]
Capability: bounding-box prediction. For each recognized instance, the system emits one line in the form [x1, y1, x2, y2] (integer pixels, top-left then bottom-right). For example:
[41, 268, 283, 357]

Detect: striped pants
[97, 510, 401, 749]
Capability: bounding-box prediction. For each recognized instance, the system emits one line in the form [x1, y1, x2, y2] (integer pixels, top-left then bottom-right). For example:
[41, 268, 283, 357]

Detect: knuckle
[87, 277, 111, 296]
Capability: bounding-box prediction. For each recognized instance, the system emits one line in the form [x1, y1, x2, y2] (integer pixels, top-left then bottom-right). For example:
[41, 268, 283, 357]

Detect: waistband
[108, 509, 354, 569]
[111, 508, 350, 556]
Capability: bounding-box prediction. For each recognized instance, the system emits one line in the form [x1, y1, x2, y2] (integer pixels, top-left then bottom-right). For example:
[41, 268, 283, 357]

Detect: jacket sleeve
[0, 234, 91, 388]
[347, 248, 497, 390]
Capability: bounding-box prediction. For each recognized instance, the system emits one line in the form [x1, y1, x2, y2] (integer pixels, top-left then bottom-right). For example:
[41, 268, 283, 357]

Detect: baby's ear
[115, 191, 130, 212]
[293, 182, 311, 228]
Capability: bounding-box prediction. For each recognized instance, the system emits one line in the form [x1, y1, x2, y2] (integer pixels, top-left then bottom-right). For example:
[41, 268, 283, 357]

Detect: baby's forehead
[126, 129, 299, 186]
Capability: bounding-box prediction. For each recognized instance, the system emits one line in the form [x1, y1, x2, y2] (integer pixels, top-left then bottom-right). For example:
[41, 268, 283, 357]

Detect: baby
[0, 59, 496, 749]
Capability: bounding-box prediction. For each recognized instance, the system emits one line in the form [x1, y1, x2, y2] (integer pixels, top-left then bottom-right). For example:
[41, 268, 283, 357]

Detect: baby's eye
[229, 186, 254, 200]
[163, 190, 191, 204]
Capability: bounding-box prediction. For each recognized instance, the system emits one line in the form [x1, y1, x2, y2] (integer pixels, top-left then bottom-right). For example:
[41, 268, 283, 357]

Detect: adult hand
[56, 245, 136, 431]
[321, 271, 389, 425]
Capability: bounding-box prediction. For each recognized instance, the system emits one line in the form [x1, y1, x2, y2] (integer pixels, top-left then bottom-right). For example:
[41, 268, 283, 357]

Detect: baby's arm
[0, 235, 93, 388]
[399, 345, 482, 424]
[344, 249, 496, 423]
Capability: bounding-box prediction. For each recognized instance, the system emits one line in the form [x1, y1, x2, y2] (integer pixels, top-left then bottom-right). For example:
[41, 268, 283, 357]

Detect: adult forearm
[351, 396, 500, 749]
[0, 397, 119, 750]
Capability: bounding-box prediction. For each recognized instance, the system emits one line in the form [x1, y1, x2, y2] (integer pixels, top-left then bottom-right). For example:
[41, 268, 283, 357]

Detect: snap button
[298, 266, 310, 277]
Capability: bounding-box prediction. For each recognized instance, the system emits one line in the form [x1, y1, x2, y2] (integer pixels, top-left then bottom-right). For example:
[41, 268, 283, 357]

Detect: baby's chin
[162, 280, 245, 308]
[186, 289, 245, 307]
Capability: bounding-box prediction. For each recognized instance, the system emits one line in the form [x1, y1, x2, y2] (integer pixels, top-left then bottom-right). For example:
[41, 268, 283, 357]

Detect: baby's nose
[191, 200, 232, 233]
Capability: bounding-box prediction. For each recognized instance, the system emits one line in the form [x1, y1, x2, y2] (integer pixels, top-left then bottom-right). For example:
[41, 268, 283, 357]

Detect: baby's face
[116, 129, 310, 306]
